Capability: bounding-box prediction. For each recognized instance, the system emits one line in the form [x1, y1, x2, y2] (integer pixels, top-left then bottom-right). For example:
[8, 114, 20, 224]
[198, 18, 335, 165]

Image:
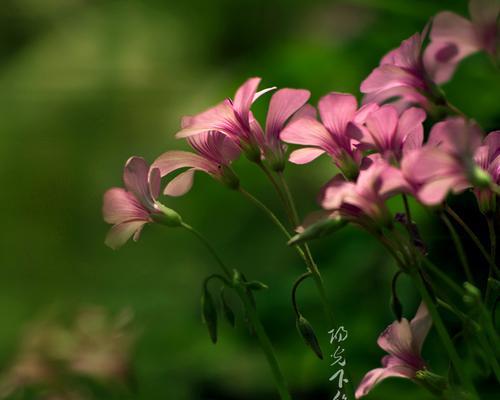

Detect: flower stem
[181, 222, 292, 400]
[440, 213, 475, 284]
[445, 205, 500, 278]
[410, 269, 479, 399]
[485, 217, 497, 301]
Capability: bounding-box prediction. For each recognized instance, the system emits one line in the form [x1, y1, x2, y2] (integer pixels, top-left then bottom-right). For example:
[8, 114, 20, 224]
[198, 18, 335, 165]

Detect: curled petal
[105, 220, 147, 250]
[164, 168, 197, 196]
[266, 88, 310, 138]
[153, 151, 215, 177]
[289, 147, 325, 164]
[377, 318, 414, 359]
[410, 302, 432, 353]
[355, 365, 415, 398]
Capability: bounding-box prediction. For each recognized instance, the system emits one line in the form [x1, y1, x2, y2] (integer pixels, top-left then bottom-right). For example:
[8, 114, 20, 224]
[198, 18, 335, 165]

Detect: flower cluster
[102, 1, 499, 399]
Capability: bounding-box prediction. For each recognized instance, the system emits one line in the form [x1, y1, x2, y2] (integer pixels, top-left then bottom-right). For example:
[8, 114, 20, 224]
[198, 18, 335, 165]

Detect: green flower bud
[470, 165, 492, 188]
[296, 315, 323, 360]
[220, 288, 235, 328]
[201, 287, 218, 344]
[244, 281, 269, 291]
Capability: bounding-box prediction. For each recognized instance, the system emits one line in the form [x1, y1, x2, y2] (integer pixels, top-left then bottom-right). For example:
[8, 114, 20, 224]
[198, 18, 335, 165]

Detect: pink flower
[361, 33, 432, 111]
[152, 130, 240, 196]
[401, 117, 483, 205]
[102, 157, 180, 249]
[320, 159, 410, 228]
[348, 105, 426, 162]
[356, 303, 432, 398]
[424, 0, 500, 84]
[175, 77, 275, 160]
[473, 130, 500, 212]
[280, 92, 378, 180]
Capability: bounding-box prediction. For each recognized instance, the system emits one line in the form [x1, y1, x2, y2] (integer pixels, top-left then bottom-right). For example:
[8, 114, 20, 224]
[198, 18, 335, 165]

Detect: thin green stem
[486, 217, 497, 301]
[278, 172, 300, 226]
[411, 269, 479, 399]
[440, 213, 475, 284]
[445, 205, 500, 278]
[181, 222, 291, 400]
[420, 257, 465, 297]
[291, 272, 313, 317]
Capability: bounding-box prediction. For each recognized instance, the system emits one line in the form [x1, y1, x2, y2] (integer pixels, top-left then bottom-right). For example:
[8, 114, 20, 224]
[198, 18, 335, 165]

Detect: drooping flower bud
[296, 315, 323, 360]
[288, 214, 346, 246]
[201, 287, 218, 344]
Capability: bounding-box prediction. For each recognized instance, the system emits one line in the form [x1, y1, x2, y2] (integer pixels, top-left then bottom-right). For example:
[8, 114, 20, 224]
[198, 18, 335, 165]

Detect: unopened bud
[296, 315, 323, 360]
[220, 288, 235, 328]
[201, 287, 218, 344]
[470, 165, 492, 188]
[463, 282, 481, 306]
[244, 281, 269, 291]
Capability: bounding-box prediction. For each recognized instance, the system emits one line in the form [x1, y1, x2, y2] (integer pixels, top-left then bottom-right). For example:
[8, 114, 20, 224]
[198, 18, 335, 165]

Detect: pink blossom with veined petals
[473, 130, 500, 212]
[152, 130, 240, 196]
[320, 159, 411, 228]
[175, 77, 275, 159]
[348, 104, 426, 162]
[102, 157, 163, 249]
[280, 92, 378, 180]
[424, 0, 500, 85]
[401, 117, 483, 205]
[356, 303, 432, 398]
[361, 33, 432, 112]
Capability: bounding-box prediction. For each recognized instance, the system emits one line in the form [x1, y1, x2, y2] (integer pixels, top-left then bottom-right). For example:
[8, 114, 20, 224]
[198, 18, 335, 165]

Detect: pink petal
[417, 175, 466, 205]
[164, 168, 196, 196]
[280, 117, 331, 148]
[364, 105, 399, 151]
[398, 107, 426, 153]
[469, 0, 500, 28]
[102, 188, 149, 225]
[485, 130, 500, 162]
[233, 77, 261, 126]
[265, 88, 310, 138]
[291, 104, 317, 121]
[381, 33, 422, 69]
[318, 92, 357, 136]
[431, 11, 478, 48]
[176, 101, 239, 139]
[355, 365, 415, 398]
[379, 165, 411, 198]
[149, 168, 161, 200]
[152, 151, 214, 177]
[410, 302, 432, 353]
[289, 148, 325, 164]
[105, 220, 147, 250]
[123, 157, 155, 210]
[377, 318, 414, 357]
[353, 102, 380, 124]
[360, 65, 422, 94]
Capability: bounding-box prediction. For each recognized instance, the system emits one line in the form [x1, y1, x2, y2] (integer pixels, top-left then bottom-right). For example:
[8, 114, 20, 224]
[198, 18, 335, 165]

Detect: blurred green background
[0, 0, 499, 399]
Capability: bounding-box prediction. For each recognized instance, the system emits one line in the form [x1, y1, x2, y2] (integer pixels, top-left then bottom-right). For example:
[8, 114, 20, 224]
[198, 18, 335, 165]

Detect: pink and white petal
[280, 117, 331, 148]
[105, 220, 147, 250]
[379, 166, 411, 198]
[265, 88, 310, 137]
[410, 302, 432, 353]
[318, 92, 357, 135]
[377, 318, 414, 358]
[123, 157, 155, 209]
[289, 148, 325, 164]
[152, 151, 213, 177]
[398, 107, 426, 152]
[163, 168, 197, 197]
[253, 86, 276, 102]
[320, 176, 356, 210]
[381, 33, 421, 69]
[103, 188, 149, 225]
[355, 365, 415, 398]
[423, 41, 464, 84]
[233, 77, 261, 125]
